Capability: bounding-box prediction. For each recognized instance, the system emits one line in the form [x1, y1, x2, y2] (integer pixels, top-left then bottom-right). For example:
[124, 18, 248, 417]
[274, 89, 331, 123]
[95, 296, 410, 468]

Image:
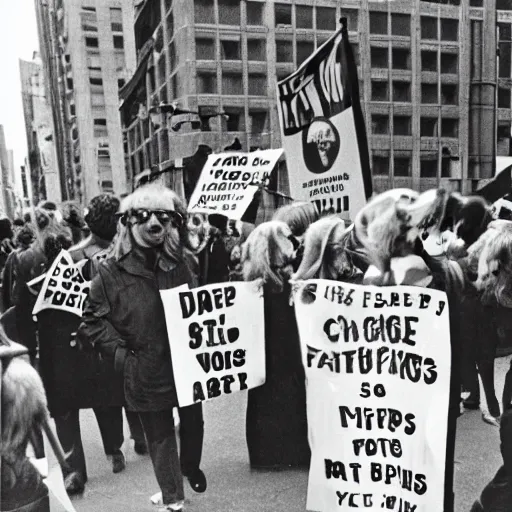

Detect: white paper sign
[188, 149, 283, 220]
[293, 280, 451, 512]
[161, 281, 266, 407]
[31, 250, 90, 317]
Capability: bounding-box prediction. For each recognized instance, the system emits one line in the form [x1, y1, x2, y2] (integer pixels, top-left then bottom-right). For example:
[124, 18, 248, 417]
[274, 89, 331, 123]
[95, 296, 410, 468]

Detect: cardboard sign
[188, 149, 283, 220]
[31, 250, 90, 317]
[293, 280, 451, 512]
[160, 281, 266, 407]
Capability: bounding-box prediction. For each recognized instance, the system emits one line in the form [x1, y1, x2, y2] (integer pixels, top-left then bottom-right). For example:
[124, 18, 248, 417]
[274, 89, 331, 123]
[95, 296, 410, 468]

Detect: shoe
[112, 450, 126, 473]
[184, 469, 207, 493]
[64, 472, 85, 495]
[482, 412, 500, 427]
[134, 439, 148, 455]
[463, 398, 480, 410]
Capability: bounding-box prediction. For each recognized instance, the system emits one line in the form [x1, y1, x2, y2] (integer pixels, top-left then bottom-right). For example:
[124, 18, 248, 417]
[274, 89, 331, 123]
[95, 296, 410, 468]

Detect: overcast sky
[0, 0, 39, 171]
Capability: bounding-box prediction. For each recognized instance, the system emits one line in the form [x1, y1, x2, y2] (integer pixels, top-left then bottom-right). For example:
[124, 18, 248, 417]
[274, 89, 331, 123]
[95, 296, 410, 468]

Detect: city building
[35, 0, 136, 204]
[0, 127, 18, 219]
[20, 53, 62, 205]
[121, 0, 509, 204]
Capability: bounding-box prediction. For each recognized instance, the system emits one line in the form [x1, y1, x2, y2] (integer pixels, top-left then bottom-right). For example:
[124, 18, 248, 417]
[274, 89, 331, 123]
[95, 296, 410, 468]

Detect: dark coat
[77, 249, 198, 412]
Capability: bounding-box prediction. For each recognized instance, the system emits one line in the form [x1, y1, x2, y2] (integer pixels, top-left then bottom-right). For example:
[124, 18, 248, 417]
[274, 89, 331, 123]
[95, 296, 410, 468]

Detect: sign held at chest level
[179, 286, 236, 319]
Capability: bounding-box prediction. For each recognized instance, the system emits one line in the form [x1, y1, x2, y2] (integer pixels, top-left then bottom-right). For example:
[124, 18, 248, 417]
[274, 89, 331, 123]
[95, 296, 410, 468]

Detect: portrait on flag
[277, 18, 372, 221]
[31, 250, 90, 317]
[160, 281, 266, 407]
[188, 149, 283, 220]
[293, 280, 451, 512]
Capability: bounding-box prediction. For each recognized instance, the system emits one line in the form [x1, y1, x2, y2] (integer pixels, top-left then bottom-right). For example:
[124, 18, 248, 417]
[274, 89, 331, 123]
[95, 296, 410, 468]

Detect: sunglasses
[125, 209, 184, 228]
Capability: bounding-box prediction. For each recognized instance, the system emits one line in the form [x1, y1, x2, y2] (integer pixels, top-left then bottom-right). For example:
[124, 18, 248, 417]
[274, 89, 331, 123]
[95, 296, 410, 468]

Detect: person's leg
[178, 403, 207, 493]
[503, 360, 512, 411]
[93, 406, 125, 473]
[478, 357, 500, 420]
[54, 409, 87, 494]
[139, 410, 184, 509]
[125, 409, 147, 455]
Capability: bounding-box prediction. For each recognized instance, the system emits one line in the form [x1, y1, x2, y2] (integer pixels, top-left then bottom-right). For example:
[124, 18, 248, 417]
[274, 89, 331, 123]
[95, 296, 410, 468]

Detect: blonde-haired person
[241, 221, 310, 469]
[77, 184, 205, 511]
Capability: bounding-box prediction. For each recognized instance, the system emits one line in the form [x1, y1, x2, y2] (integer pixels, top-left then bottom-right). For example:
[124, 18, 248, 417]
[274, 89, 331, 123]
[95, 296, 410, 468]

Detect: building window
[297, 41, 314, 65]
[194, 0, 214, 25]
[499, 41, 512, 78]
[316, 7, 336, 31]
[248, 74, 267, 96]
[220, 38, 241, 60]
[421, 51, 437, 72]
[421, 16, 437, 40]
[87, 51, 100, 69]
[110, 7, 123, 32]
[275, 3, 292, 27]
[441, 53, 458, 74]
[421, 83, 438, 104]
[91, 90, 105, 107]
[393, 81, 411, 102]
[89, 77, 103, 86]
[394, 156, 411, 177]
[82, 6, 96, 12]
[218, 0, 240, 25]
[85, 36, 99, 48]
[222, 72, 243, 95]
[369, 12, 387, 35]
[296, 5, 313, 29]
[499, 87, 512, 108]
[249, 110, 268, 133]
[81, 11, 97, 32]
[393, 116, 411, 136]
[421, 117, 438, 137]
[224, 107, 246, 131]
[391, 14, 410, 36]
[113, 35, 124, 49]
[196, 38, 215, 60]
[276, 40, 293, 62]
[371, 47, 388, 68]
[441, 119, 459, 138]
[70, 104, 76, 116]
[372, 154, 390, 175]
[441, 84, 458, 105]
[498, 0, 512, 7]
[248, 39, 266, 61]
[118, 78, 125, 89]
[471, 0, 483, 5]
[371, 81, 389, 101]
[392, 48, 410, 70]
[115, 51, 125, 71]
[420, 158, 438, 178]
[371, 114, 389, 135]
[93, 118, 108, 137]
[246, 1, 264, 25]
[441, 19, 458, 41]
[197, 72, 217, 94]
[67, 78, 74, 90]
[340, 9, 358, 31]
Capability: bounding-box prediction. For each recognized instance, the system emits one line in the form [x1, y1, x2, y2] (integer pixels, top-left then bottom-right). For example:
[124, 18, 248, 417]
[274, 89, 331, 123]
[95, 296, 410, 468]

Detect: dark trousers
[54, 407, 124, 481]
[125, 409, 145, 443]
[137, 403, 204, 505]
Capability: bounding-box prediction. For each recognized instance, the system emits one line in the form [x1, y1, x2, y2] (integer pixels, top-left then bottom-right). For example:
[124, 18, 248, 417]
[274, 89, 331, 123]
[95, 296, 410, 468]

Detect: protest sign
[160, 281, 266, 407]
[293, 280, 451, 512]
[277, 20, 372, 221]
[188, 149, 283, 220]
[31, 250, 90, 317]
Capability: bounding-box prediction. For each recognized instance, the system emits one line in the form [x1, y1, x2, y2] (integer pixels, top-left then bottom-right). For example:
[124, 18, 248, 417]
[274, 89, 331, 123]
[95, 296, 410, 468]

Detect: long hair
[272, 202, 320, 238]
[112, 183, 191, 261]
[241, 221, 296, 293]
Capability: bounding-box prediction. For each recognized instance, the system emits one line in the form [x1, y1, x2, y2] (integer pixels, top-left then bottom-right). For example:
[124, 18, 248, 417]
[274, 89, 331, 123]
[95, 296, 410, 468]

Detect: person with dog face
[78, 184, 206, 512]
[241, 221, 310, 469]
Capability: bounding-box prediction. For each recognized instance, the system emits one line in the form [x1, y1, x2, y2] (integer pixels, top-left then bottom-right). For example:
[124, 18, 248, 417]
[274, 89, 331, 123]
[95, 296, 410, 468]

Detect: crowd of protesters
[3, 184, 512, 512]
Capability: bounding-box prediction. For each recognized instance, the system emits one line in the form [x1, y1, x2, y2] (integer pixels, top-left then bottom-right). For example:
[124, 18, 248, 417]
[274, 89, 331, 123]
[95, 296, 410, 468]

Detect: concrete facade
[121, 0, 512, 201]
[35, 0, 136, 205]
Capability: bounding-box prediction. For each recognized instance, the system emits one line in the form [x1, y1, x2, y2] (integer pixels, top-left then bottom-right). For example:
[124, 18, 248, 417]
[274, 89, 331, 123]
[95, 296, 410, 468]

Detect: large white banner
[282, 108, 367, 221]
[293, 280, 451, 512]
[161, 281, 266, 407]
[188, 149, 283, 220]
[30, 250, 90, 317]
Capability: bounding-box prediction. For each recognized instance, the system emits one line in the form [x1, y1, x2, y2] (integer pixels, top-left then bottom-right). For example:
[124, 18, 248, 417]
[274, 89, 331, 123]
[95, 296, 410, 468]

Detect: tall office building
[121, 0, 508, 200]
[0, 127, 18, 219]
[35, 0, 136, 204]
[20, 53, 62, 205]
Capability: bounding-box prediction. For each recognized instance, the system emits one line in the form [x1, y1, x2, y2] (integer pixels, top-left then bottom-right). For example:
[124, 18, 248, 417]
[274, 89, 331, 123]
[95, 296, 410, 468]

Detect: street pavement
[61, 356, 512, 512]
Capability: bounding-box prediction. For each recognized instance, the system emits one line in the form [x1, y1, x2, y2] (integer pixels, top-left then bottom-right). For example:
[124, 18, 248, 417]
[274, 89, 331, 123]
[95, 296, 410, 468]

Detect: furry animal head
[465, 220, 512, 307]
[292, 216, 359, 281]
[1, 356, 48, 456]
[241, 221, 298, 293]
[354, 188, 448, 277]
[272, 202, 320, 239]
